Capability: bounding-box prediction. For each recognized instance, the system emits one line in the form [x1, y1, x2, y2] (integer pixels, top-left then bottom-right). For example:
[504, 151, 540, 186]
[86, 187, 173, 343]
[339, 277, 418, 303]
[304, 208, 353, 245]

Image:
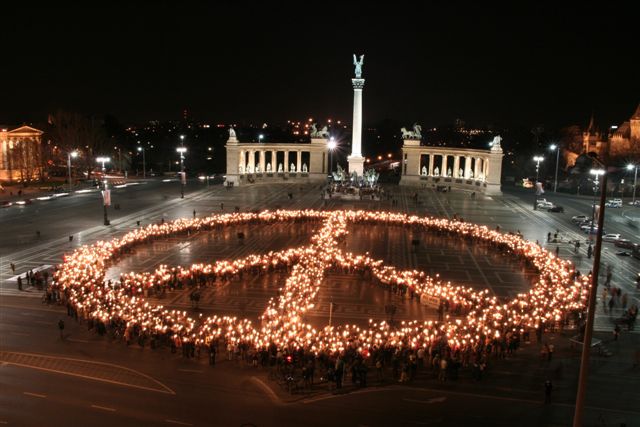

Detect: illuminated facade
[0, 125, 44, 182]
[583, 104, 640, 158]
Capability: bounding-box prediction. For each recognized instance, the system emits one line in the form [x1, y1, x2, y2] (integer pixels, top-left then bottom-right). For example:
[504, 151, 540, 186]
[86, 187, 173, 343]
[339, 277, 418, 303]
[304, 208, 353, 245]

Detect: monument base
[347, 155, 365, 176]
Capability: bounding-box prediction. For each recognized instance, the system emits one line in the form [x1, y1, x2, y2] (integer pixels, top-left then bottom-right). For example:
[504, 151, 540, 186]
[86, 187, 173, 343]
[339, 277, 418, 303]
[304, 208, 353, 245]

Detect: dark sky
[2, 2, 638, 129]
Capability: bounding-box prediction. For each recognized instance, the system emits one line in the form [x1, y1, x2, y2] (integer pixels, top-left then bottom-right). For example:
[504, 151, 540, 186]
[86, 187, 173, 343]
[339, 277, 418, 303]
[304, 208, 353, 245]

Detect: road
[1, 183, 639, 426]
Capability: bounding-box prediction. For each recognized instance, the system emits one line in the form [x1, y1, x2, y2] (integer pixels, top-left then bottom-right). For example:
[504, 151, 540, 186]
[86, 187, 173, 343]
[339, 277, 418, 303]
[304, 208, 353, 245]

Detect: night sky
[3, 2, 638, 129]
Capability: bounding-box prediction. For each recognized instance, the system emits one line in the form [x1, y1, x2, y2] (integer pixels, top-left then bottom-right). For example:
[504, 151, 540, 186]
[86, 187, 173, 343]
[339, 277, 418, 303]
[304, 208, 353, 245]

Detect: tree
[46, 111, 111, 178]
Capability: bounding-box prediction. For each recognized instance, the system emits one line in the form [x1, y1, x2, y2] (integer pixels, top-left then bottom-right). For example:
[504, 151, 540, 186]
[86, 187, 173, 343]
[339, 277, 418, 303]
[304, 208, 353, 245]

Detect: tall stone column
[441, 155, 447, 176]
[347, 77, 366, 175]
[260, 150, 266, 172]
[284, 151, 289, 172]
[474, 157, 481, 179]
[297, 151, 302, 173]
[453, 155, 460, 178]
[238, 150, 244, 172]
[428, 154, 434, 176]
[272, 150, 276, 171]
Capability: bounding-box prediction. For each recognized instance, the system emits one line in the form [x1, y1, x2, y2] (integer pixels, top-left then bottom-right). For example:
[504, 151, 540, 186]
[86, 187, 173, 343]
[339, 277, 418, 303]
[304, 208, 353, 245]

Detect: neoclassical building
[399, 137, 504, 195]
[225, 133, 329, 186]
[0, 125, 44, 182]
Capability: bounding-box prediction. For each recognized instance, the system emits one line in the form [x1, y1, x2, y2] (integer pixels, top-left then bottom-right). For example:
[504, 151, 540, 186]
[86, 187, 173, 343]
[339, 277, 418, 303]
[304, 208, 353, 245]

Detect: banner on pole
[102, 189, 111, 206]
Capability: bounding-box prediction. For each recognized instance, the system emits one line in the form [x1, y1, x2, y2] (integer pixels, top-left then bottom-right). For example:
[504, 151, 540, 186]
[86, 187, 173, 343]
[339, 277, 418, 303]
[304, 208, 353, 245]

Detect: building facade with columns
[225, 134, 329, 186]
[400, 138, 504, 195]
[0, 125, 44, 182]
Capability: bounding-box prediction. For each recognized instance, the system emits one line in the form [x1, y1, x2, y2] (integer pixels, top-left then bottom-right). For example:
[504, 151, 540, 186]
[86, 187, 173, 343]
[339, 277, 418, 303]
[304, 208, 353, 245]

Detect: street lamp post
[627, 164, 638, 205]
[573, 163, 607, 427]
[258, 134, 264, 144]
[328, 137, 337, 174]
[137, 146, 146, 178]
[588, 169, 604, 244]
[67, 151, 78, 192]
[533, 156, 544, 210]
[176, 146, 187, 199]
[550, 144, 560, 192]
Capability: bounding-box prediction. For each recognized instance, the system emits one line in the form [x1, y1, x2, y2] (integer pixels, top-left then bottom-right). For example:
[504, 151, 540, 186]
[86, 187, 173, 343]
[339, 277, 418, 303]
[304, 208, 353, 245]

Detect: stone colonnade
[400, 139, 504, 195]
[225, 137, 328, 186]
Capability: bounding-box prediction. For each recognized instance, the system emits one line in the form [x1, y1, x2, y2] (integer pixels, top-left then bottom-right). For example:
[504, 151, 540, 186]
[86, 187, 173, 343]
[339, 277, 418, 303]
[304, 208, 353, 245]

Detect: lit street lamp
[549, 144, 560, 192]
[137, 146, 146, 178]
[67, 151, 78, 192]
[258, 134, 264, 143]
[627, 164, 638, 205]
[532, 155, 544, 210]
[177, 146, 187, 199]
[96, 156, 110, 173]
[328, 137, 337, 174]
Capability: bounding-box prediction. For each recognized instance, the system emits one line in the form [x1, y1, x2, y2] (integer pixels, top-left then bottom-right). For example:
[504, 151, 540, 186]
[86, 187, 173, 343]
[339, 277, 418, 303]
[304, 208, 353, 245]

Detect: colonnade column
[453, 155, 460, 178]
[464, 156, 471, 179]
[474, 157, 481, 179]
[284, 151, 289, 172]
[297, 151, 302, 173]
[428, 154, 434, 176]
[484, 158, 489, 181]
[260, 151, 266, 172]
[441, 155, 447, 176]
[271, 150, 276, 172]
[239, 150, 244, 172]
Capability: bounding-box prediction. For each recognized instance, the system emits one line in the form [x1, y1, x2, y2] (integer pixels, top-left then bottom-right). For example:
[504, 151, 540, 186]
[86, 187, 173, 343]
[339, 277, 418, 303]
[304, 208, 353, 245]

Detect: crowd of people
[48, 210, 588, 387]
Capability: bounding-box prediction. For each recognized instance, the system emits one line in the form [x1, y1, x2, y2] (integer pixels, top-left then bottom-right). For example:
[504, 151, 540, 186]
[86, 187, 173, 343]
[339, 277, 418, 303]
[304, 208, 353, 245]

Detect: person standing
[58, 319, 65, 339]
[10, 262, 15, 274]
[544, 379, 553, 404]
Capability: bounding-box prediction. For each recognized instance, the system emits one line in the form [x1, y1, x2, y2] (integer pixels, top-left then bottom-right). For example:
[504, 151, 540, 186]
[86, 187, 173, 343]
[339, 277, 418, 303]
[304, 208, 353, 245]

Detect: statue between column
[447, 168, 452, 177]
[422, 166, 428, 176]
[266, 163, 272, 173]
[290, 163, 296, 173]
[434, 167, 440, 176]
[302, 163, 308, 173]
[278, 163, 283, 173]
[353, 54, 364, 78]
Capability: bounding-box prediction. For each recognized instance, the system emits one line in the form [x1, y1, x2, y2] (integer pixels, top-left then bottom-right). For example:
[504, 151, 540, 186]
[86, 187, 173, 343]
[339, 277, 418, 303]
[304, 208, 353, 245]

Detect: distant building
[582, 104, 640, 158]
[0, 125, 44, 182]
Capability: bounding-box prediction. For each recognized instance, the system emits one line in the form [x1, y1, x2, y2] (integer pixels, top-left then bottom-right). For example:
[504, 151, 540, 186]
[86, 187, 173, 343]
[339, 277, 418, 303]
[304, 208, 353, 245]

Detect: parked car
[627, 200, 640, 206]
[614, 239, 636, 249]
[572, 215, 590, 223]
[1, 200, 12, 208]
[605, 200, 622, 208]
[548, 205, 564, 213]
[602, 233, 622, 242]
[537, 201, 554, 209]
[584, 227, 604, 235]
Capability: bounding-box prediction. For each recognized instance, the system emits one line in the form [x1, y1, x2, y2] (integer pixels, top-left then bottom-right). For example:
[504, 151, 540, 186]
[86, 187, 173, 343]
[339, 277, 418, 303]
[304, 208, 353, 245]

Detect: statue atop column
[353, 54, 364, 78]
[228, 127, 237, 142]
[491, 135, 503, 152]
[310, 124, 330, 138]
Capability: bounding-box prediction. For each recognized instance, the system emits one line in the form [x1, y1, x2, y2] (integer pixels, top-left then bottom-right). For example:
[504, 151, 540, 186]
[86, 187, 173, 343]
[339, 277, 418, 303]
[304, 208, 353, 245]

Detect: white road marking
[91, 404, 116, 412]
[23, 392, 46, 398]
[164, 419, 193, 426]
